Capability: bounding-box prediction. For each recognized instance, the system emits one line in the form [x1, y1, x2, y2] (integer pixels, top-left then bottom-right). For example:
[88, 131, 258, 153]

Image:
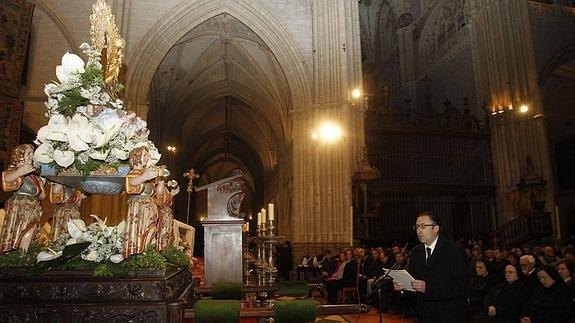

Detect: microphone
[370, 242, 409, 291]
[400, 242, 409, 255]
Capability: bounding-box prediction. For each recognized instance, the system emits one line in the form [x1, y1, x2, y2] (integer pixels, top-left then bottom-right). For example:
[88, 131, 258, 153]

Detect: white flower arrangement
[37, 214, 125, 264]
[33, 43, 160, 175]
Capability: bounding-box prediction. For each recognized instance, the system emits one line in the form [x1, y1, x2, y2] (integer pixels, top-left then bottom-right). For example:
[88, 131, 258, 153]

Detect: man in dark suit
[394, 212, 471, 323]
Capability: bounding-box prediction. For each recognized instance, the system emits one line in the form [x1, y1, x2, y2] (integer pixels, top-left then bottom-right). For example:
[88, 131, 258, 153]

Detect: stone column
[467, 0, 555, 227]
[291, 0, 364, 260]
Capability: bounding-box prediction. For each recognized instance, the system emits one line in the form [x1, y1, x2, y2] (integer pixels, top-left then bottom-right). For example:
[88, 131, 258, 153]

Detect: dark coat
[408, 236, 471, 323]
[340, 260, 358, 287]
[520, 282, 573, 323]
[469, 273, 498, 313]
[485, 280, 528, 321]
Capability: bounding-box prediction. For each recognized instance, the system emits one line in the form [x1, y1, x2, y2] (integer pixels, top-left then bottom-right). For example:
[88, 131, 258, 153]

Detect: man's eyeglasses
[413, 224, 436, 231]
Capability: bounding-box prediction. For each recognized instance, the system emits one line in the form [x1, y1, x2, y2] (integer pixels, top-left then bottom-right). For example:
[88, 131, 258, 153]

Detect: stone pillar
[291, 0, 364, 260]
[467, 0, 555, 228]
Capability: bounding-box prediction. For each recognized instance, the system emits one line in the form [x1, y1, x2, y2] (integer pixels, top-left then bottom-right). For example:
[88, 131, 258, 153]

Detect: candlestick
[261, 208, 266, 223]
[257, 212, 262, 225]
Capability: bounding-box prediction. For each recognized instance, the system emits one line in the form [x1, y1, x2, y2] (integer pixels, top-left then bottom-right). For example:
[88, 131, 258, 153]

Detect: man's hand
[393, 281, 405, 291]
[487, 306, 496, 317]
[411, 279, 426, 293]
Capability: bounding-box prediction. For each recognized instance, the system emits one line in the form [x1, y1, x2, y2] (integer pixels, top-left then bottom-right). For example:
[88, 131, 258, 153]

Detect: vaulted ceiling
[147, 13, 292, 195]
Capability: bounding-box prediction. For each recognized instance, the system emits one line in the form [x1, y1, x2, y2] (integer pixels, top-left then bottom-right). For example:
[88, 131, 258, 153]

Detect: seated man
[325, 249, 357, 304]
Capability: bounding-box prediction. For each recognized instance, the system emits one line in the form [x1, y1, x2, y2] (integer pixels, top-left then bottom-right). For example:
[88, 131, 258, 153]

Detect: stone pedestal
[202, 219, 245, 287]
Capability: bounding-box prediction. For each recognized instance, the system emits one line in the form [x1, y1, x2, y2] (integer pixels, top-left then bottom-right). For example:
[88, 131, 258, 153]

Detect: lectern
[196, 172, 246, 287]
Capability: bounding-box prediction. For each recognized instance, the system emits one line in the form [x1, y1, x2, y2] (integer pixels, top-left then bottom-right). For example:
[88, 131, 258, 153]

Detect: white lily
[84, 250, 99, 261]
[110, 254, 124, 264]
[116, 220, 126, 235]
[66, 238, 78, 245]
[55, 52, 85, 84]
[67, 115, 92, 151]
[36, 115, 68, 143]
[37, 248, 63, 262]
[54, 149, 75, 168]
[88, 148, 109, 161]
[149, 144, 161, 164]
[110, 147, 128, 160]
[33, 143, 54, 164]
[89, 214, 107, 231]
[44, 83, 59, 96]
[93, 116, 124, 148]
[68, 219, 87, 240]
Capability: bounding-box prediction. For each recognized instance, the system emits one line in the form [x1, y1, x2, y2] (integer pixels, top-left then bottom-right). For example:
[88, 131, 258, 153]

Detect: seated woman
[472, 264, 528, 323]
[469, 259, 498, 316]
[325, 249, 356, 304]
[519, 265, 573, 323]
[557, 260, 575, 299]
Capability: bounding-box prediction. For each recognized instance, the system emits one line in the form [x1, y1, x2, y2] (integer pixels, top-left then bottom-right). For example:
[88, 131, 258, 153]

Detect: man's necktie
[426, 247, 432, 266]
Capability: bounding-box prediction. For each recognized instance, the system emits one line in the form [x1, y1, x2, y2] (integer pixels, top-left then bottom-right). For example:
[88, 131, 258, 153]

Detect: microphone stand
[371, 242, 408, 323]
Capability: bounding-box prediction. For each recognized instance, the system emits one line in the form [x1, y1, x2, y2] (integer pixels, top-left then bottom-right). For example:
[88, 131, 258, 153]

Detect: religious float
[0, 1, 192, 322]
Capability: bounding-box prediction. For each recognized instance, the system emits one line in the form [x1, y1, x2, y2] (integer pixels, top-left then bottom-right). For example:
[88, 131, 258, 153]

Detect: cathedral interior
[1, 0, 575, 260]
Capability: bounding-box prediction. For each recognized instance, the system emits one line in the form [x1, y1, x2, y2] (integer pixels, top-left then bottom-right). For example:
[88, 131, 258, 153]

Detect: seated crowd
[294, 240, 575, 322]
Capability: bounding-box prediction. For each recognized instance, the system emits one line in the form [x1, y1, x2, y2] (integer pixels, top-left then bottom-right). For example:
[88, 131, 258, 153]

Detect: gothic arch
[34, 0, 78, 54]
[538, 43, 575, 84]
[125, 0, 312, 119]
[416, 0, 467, 77]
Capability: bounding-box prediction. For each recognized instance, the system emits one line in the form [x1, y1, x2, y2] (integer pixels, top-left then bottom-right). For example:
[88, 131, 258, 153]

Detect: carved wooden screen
[357, 106, 495, 243]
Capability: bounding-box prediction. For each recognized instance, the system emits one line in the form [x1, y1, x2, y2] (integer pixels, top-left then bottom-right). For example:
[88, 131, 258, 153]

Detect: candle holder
[265, 219, 278, 285]
[256, 223, 269, 285]
[242, 231, 255, 285]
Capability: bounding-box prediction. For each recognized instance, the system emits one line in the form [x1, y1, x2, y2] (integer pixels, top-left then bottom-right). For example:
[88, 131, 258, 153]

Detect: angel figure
[156, 179, 180, 251]
[123, 146, 165, 257]
[49, 183, 87, 241]
[0, 144, 46, 251]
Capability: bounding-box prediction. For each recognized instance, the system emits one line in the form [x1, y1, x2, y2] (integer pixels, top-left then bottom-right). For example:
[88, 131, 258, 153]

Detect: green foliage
[0, 241, 43, 267]
[161, 245, 189, 267]
[74, 158, 105, 177]
[58, 88, 89, 117]
[53, 256, 97, 271]
[123, 245, 167, 271]
[5, 242, 189, 277]
[80, 64, 104, 86]
[92, 261, 128, 277]
[94, 263, 114, 276]
[31, 241, 92, 274]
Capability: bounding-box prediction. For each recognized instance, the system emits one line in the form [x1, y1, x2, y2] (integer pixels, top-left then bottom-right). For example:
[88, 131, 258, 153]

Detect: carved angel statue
[0, 144, 46, 251]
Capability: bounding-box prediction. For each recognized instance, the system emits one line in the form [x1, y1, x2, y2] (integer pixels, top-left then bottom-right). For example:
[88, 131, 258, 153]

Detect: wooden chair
[336, 263, 360, 304]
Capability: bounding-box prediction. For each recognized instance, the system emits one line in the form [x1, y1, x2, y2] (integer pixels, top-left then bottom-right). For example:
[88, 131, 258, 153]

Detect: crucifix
[183, 168, 200, 224]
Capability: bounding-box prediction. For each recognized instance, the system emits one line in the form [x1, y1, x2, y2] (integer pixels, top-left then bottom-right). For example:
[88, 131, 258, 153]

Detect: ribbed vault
[147, 13, 291, 219]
